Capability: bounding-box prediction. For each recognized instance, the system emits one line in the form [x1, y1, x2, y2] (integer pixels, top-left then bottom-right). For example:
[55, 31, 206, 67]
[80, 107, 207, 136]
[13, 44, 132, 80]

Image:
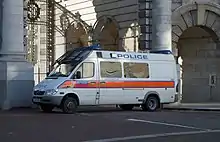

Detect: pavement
[163, 102, 220, 111]
[1, 107, 220, 142]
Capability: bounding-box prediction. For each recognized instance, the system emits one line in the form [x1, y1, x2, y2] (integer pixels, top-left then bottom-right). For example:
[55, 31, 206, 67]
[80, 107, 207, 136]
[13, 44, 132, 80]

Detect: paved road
[1, 107, 220, 142]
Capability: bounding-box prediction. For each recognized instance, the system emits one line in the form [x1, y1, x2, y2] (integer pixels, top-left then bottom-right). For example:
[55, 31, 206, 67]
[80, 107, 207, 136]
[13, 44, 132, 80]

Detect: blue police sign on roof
[87, 44, 101, 50]
[150, 50, 172, 54]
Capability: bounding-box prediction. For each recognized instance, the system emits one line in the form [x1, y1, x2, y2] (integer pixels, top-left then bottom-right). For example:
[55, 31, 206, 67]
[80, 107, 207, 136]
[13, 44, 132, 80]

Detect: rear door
[150, 62, 176, 102]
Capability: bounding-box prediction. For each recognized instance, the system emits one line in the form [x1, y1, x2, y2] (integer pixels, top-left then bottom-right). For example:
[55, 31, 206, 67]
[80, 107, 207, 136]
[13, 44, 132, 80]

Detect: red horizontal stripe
[74, 81, 175, 88]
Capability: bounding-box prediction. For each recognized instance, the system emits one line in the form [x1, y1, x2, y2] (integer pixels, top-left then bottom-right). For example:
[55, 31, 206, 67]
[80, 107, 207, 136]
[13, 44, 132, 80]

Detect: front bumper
[32, 95, 63, 106]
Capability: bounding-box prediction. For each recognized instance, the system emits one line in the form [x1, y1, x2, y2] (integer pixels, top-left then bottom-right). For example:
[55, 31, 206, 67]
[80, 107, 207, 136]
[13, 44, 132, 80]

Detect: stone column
[0, 0, 34, 109]
[152, 0, 172, 51]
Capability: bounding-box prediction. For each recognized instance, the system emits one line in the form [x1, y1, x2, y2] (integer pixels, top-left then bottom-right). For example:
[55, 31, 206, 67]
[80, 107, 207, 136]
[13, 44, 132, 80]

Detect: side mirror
[76, 71, 81, 79]
[46, 72, 50, 76]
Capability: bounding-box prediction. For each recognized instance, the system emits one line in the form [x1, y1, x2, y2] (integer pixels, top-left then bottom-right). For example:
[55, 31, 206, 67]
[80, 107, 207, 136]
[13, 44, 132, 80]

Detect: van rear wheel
[142, 96, 159, 112]
[119, 104, 134, 110]
[61, 97, 78, 114]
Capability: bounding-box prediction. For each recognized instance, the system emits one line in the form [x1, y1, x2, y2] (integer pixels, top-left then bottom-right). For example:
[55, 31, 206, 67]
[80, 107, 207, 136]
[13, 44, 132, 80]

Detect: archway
[177, 26, 219, 103]
[172, 2, 220, 103]
[92, 16, 119, 51]
[65, 22, 88, 51]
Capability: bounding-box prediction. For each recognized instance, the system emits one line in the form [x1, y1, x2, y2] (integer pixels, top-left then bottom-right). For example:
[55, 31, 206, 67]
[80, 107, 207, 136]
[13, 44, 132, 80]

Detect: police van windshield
[46, 45, 97, 78]
[48, 62, 74, 78]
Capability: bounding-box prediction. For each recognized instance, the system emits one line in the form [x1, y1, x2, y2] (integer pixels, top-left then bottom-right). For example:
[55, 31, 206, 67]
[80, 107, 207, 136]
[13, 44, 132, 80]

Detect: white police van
[32, 45, 178, 113]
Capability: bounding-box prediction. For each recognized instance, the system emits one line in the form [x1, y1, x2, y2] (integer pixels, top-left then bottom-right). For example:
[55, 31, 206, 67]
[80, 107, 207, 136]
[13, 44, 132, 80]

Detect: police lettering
[113, 53, 148, 60]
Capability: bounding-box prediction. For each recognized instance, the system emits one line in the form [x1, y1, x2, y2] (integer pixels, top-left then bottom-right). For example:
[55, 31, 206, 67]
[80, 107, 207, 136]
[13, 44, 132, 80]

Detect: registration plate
[33, 98, 41, 102]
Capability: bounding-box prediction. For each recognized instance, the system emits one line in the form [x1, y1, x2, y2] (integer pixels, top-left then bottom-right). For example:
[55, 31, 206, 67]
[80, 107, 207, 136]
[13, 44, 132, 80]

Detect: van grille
[34, 90, 45, 95]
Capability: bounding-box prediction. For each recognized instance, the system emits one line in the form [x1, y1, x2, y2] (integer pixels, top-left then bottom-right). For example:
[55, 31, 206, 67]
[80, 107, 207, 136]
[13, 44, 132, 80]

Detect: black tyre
[142, 96, 159, 112]
[119, 104, 134, 110]
[40, 104, 54, 113]
[61, 97, 78, 114]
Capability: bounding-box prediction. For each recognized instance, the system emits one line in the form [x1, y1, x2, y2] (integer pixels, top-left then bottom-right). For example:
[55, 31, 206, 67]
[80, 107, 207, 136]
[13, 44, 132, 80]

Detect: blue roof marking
[150, 50, 172, 54]
[85, 45, 172, 55]
[86, 44, 101, 50]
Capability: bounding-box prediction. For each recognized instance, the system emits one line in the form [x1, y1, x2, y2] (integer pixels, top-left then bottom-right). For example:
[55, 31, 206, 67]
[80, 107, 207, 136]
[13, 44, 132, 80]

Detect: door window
[75, 62, 94, 78]
[123, 62, 149, 78]
[100, 61, 122, 78]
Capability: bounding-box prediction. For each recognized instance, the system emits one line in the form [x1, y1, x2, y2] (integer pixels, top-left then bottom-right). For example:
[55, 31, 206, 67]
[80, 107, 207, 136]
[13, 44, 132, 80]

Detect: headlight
[45, 89, 58, 95]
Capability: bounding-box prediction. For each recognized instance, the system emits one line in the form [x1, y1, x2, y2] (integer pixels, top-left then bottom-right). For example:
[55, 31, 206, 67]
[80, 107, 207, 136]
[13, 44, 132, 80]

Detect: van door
[73, 60, 99, 105]
[97, 59, 124, 104]
[122, 62, 150, 104]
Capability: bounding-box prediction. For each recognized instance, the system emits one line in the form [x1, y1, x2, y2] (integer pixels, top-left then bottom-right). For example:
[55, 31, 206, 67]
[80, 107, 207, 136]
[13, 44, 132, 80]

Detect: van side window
[75, 62, 94, 78]
[123, 62, 149, 78]
[100, 61, 122, 78]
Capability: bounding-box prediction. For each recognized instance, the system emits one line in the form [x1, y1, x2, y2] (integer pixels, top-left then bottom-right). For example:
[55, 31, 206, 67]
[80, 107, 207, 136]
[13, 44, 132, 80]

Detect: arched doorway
[92, 16, 119, 51]
[65, 22, 88, 51]
[177, 26, 219, 102]
[172, 2, 220, 103]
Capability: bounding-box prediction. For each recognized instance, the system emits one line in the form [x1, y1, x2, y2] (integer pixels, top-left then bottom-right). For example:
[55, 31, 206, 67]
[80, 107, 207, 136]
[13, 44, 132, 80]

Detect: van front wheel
[61, 97, 78, 114]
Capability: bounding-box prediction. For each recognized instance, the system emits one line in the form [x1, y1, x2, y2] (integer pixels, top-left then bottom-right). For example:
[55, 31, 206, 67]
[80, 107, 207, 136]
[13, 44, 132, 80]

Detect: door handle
[100, 81, 106, 84]
[89, 82, 96, 84]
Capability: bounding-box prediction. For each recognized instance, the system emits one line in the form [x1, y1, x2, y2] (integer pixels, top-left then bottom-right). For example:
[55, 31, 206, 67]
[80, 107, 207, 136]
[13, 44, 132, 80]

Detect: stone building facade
[42, 0, 220, 103]
[1, 0, 220, 109]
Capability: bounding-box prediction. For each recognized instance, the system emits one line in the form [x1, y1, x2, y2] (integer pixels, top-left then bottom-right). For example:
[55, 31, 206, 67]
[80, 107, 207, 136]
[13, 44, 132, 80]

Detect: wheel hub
[148, 99, 156, 109]
[67, 102, 74, 110]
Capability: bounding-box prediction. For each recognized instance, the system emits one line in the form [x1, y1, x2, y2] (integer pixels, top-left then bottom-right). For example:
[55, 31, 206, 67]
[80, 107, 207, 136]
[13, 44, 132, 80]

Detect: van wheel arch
[61, 93, 80, 106]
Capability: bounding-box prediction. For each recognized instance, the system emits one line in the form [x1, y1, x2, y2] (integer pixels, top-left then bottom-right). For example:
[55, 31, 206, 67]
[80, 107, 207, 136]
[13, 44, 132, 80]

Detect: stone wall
[53, 0, 193, 52]
[54, 0, 139, 52]
[51, 0, 220, 54]
[171, 0, 220, 102]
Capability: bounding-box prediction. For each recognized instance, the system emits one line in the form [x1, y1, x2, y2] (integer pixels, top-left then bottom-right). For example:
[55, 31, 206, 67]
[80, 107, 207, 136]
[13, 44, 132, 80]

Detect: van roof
[84, 45, 175, 61]
[56, 44, 175, 64]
